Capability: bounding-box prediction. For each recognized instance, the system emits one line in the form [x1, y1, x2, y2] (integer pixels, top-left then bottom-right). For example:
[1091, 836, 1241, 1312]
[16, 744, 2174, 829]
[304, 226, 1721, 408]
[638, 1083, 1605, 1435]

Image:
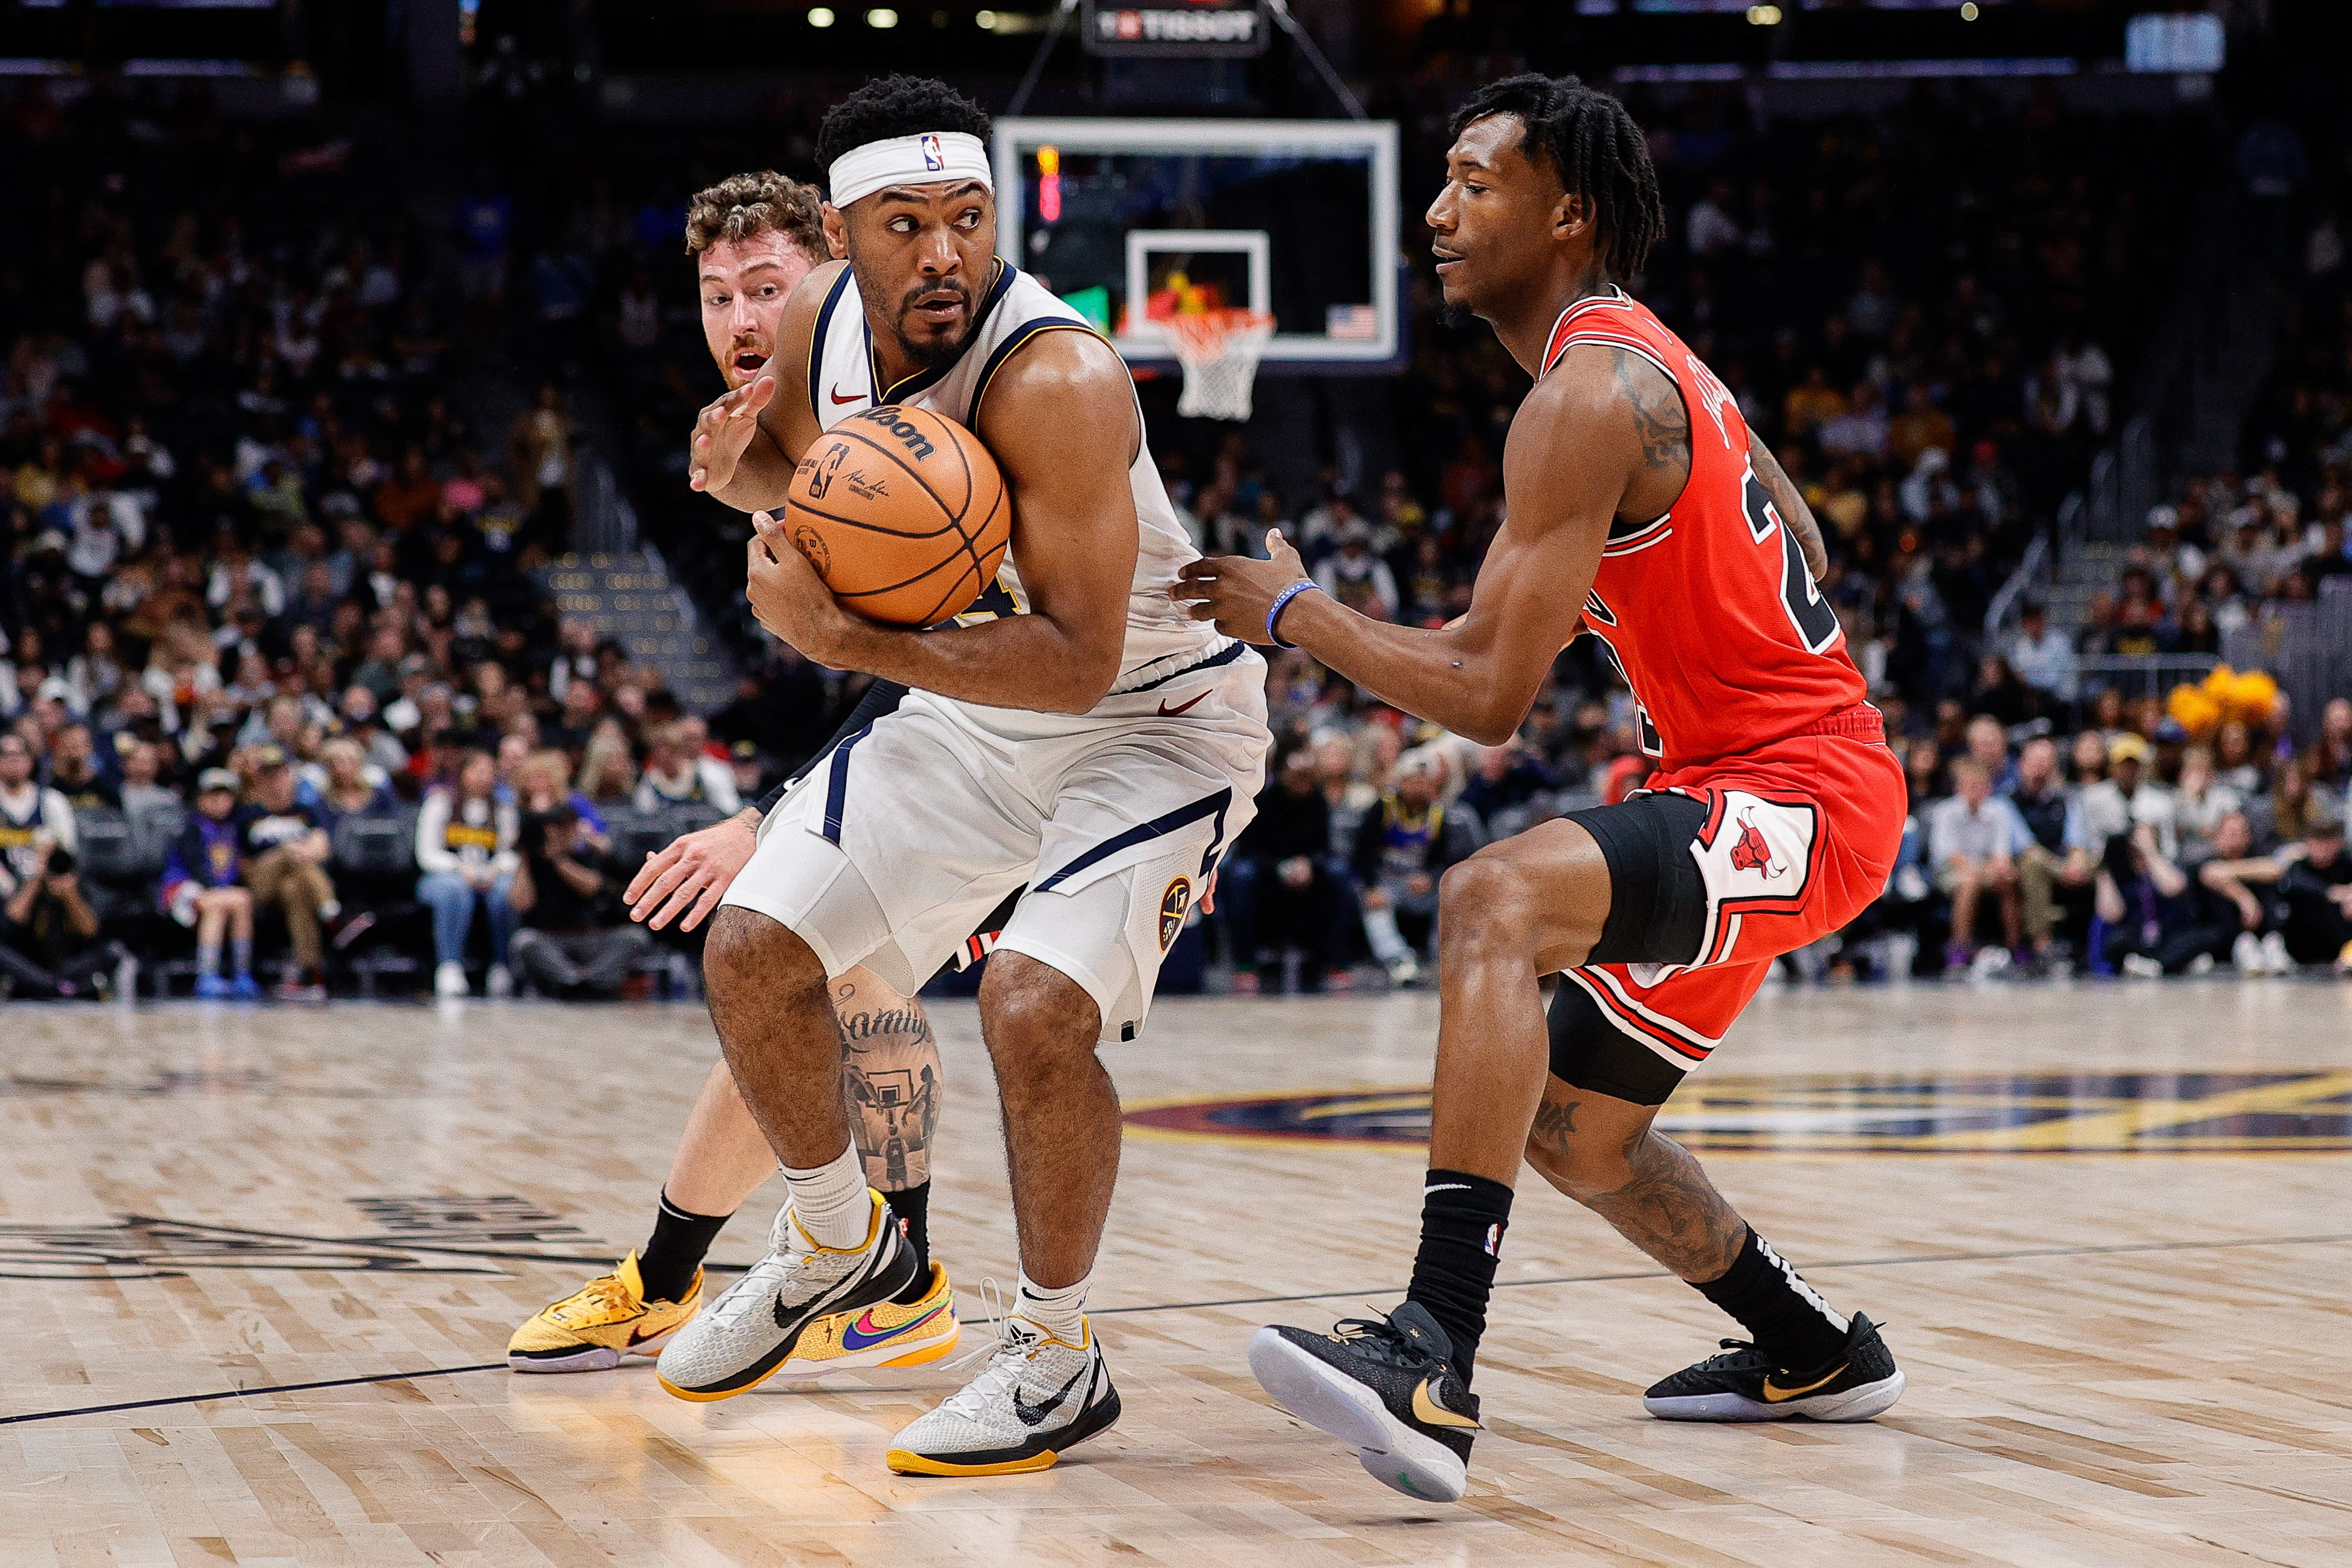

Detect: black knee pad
[1563, 792, 1709, 966]
[1546, 977, 1689, 1106]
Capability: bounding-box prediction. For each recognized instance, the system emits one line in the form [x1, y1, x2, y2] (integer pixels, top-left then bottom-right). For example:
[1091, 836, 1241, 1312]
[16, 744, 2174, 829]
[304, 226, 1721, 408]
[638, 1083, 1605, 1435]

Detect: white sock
[782, 1144, 872, 1251]
[1362, 905, 1410, 966]
[1014, 1269, 1092, 1344]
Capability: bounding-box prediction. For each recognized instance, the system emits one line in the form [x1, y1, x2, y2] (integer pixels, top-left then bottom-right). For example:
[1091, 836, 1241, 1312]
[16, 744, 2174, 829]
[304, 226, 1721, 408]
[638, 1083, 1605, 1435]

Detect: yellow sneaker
[508, 1251, 702, 1373]
[772, 1263, 962, 1378]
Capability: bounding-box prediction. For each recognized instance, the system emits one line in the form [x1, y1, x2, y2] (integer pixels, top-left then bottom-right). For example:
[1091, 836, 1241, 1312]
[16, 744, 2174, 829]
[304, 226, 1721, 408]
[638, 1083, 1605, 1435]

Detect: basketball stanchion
[1166, 308, 1277, 422]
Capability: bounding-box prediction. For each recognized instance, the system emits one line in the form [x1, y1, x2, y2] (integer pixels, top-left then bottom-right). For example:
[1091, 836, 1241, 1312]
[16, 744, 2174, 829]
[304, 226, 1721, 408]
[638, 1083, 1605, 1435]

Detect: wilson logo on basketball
[1159, 876, 1191, 951]
[855, 404, 938, 461]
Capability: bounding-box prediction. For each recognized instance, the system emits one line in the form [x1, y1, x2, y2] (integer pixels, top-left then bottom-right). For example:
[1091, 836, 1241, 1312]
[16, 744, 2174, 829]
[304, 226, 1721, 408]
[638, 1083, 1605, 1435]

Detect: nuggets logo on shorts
[1158, 876, 1191, 951]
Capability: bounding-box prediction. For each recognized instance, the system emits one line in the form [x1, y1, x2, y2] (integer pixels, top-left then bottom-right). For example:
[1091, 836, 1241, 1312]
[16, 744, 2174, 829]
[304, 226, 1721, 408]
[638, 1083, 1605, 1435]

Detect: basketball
[780, 404, 1010, 627]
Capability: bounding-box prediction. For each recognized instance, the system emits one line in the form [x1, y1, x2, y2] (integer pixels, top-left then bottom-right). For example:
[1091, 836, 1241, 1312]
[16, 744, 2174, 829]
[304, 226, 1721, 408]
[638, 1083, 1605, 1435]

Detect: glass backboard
[991, 117, 1400, 369]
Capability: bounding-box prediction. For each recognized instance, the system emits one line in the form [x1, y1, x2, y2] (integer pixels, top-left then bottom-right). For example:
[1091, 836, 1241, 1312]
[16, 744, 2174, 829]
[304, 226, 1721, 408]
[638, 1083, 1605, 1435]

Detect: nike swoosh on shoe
[1014, 1364, 1090, 1428]
[1763, 1362, 1848, 1402]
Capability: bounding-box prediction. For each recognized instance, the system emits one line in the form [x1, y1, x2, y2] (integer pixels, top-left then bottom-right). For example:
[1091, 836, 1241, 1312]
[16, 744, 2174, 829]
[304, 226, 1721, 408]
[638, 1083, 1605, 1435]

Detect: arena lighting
[809, 7, 835, 25]
[867, 7, 899, 27]
[1960, 2, 1979, 18]
[1747, 4, 1783, 23]
[1037, 144, 1062, 223]
[977, 8, 997, 25]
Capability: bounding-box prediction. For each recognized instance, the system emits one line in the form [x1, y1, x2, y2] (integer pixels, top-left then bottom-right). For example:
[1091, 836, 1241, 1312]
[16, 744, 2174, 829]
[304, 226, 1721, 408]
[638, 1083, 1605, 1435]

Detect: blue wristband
[1266, 579, 1320, 650]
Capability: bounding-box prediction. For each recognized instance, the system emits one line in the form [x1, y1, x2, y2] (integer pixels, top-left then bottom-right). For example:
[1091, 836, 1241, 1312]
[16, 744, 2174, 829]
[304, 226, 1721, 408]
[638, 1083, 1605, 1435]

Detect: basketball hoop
[1165, 309, 1275, 421]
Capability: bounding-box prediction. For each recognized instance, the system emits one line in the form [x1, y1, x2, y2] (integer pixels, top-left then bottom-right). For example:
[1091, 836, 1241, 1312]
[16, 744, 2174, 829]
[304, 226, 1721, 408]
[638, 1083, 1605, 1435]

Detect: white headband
[828, 131, 994, 209]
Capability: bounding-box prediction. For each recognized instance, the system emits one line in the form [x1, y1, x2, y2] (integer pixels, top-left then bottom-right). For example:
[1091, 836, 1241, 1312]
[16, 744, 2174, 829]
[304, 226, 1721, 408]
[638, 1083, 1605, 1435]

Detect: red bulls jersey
[1543, 290, 1867, 769]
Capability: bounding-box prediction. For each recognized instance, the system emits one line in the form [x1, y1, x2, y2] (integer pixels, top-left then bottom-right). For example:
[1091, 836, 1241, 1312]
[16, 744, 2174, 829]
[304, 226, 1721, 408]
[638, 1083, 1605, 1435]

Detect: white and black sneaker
[1248, 1302, 1482, 1504]
[886, 1308, 1121, 1476]
[1643, 1312, 1904, 1422]
[655, 1190, 914, 1401]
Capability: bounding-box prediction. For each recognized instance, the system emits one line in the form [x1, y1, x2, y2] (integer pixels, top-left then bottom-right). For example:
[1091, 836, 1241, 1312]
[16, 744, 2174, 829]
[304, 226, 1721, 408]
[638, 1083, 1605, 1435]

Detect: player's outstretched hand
[1171, 529, 1315, 646]
[626, 809, 760, 932]
[687, 374, 777, 496]
[746, 510, 851, 664]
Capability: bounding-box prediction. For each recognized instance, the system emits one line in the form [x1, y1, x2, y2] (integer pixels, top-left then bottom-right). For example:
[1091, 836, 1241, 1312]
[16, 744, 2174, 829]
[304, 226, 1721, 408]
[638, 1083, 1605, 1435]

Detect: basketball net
[1166, 309, 1275, 422]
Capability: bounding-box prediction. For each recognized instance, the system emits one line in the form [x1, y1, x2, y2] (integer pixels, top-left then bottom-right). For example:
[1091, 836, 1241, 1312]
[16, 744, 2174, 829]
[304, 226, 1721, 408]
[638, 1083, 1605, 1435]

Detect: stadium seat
[73, 809, 143, 883]
[332, 806, 429, 997]
[664, 802, 728, 838]
[601, 808, 676, 870]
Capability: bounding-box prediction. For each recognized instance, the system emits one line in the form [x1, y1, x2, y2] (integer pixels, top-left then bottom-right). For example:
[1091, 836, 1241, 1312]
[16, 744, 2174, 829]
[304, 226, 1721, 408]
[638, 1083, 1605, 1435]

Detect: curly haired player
[506, 170, 967, 1382]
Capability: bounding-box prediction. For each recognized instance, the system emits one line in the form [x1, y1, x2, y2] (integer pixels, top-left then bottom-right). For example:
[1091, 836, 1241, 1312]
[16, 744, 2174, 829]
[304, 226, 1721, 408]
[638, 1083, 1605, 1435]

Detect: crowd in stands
[0, 79, 800, 1000]
[5, 68, 2347, 1002]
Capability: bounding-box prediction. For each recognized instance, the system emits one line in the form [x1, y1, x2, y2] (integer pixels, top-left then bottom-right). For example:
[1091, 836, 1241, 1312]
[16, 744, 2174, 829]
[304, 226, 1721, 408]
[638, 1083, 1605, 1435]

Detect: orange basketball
[780, 404, 1011, 627]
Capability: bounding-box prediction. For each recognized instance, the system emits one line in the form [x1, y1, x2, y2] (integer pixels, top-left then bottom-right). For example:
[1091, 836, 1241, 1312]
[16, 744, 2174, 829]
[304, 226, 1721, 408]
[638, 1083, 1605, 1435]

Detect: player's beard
[1438, 297, 1480, 331]
[889, 278, 975, 371]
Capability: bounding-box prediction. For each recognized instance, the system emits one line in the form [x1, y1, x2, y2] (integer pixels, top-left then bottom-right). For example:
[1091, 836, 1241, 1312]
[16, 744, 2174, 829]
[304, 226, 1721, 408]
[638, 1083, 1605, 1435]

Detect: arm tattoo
[1613, 349, 1691, 479]
[834, 976, 942, 1191]
[1580, 1130, 1748, 1283]
[1748, 428, 1830, 585]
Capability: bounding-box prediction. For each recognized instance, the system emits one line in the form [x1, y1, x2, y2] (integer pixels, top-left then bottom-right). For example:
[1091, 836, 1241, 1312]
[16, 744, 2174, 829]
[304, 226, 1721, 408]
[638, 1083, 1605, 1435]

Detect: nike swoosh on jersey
[1013, 1363, 1090, 1428]
[1762, 1362, 1848, 1402]
[838, 1300, 951, 1352]
[1156, 691, 1210, 717]
[829, 386, 862, 405]
[1409, 1377, 1481, 1430]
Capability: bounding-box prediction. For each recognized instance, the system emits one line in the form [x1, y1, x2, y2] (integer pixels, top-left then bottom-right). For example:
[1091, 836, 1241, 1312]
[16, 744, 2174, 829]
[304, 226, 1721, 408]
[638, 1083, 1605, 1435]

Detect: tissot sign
[1083, 0, 1269, 57]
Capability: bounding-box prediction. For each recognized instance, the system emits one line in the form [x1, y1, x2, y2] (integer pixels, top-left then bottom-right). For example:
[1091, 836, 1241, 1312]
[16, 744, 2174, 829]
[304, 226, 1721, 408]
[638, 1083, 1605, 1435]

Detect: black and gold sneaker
[1248, 1302, 1482, 1503]
[1644, 1312, 1903, 1422]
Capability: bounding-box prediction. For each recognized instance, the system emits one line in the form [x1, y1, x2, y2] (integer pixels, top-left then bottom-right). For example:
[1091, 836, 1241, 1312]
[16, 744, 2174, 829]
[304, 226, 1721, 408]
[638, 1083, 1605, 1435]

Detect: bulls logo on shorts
[1158, 876, 1191, 951]
[1728, 808, 1786, 880]
[1689, 789, 1819, 967]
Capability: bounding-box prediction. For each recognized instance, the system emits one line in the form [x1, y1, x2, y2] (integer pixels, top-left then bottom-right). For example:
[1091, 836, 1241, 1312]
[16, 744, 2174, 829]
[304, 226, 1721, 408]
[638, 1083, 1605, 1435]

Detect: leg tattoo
[1524, 1083, 1748, 1283]
[834, 971, 942, 1193]
[1581, 1130, 1748, 1283]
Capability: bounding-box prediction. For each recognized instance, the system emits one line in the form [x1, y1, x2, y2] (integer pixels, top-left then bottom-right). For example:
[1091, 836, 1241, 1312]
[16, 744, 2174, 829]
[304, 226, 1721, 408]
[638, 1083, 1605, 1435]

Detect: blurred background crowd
[3, 1, 2349, 1002]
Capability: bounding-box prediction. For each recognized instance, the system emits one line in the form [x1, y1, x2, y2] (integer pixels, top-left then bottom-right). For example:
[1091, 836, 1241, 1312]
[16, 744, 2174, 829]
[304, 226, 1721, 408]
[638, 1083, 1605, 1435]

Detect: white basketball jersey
[804, 259, 1226, 688]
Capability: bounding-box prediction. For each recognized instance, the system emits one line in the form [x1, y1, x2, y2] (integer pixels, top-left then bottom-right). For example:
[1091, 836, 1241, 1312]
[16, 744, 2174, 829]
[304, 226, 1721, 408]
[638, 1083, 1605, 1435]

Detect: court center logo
[1123, 1071, 2352, 1155]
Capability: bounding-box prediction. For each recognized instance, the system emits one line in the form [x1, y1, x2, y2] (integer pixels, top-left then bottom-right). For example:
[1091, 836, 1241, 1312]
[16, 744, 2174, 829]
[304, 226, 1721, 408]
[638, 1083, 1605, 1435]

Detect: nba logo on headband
[921, 135, 944, 172]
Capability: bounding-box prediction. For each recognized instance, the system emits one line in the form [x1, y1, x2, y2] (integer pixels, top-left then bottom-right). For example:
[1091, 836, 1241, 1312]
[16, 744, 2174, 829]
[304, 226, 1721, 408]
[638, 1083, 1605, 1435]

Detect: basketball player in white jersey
[507, 172, 964, 1379]
[655, 76, 1271, 1477]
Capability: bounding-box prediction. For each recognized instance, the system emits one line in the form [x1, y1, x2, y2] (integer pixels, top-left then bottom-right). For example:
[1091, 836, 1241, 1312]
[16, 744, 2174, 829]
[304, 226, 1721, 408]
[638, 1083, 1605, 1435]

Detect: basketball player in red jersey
[1178, 74, 1907, 1503]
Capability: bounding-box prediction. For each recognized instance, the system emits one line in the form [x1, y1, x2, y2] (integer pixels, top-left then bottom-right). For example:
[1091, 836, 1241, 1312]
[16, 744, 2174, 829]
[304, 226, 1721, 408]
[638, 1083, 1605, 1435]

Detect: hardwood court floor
[4, 981, 2348, 1567]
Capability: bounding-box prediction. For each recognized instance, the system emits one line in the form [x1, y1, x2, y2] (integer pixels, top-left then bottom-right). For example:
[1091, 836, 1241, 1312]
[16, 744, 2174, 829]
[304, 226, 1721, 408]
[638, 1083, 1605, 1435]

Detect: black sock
[887, 1180, 932, 1304]
[638, 1189, 731, 1303]
[1693, 1228, 1850, 1370]
[1404, 1168, 1514, 1386]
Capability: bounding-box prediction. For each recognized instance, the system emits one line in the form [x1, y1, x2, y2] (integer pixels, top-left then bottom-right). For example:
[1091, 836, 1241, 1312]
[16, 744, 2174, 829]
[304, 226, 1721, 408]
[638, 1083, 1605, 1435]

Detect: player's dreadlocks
[816, 75, 992, 198]
[1450, 73, 1665, 283]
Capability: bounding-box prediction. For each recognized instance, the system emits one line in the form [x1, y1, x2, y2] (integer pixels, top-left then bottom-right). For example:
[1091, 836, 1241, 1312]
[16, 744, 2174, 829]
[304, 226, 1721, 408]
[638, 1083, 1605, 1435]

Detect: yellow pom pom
[2168, 685, 2222, 738]
[2225, 670, 2279, 726]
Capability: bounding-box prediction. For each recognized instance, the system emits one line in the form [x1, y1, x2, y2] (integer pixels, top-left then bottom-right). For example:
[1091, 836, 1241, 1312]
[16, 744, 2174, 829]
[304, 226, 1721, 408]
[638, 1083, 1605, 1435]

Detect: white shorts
[721, 646, 1269, 1043]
